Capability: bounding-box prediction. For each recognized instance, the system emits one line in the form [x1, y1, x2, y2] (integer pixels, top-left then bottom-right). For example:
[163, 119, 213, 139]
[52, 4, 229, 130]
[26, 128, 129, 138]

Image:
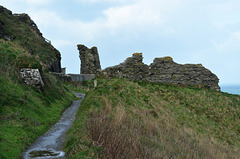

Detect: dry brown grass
[64, 79, 240, 159]
[86, 95, 239, 159]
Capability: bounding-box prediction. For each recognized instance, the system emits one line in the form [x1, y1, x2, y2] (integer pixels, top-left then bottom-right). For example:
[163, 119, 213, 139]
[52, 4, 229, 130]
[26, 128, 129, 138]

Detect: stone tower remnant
[77, 44, 101, 74]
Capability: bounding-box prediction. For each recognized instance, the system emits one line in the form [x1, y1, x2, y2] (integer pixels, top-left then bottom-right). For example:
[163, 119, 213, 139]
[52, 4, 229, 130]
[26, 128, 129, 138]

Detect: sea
[220, 85, 240, 95]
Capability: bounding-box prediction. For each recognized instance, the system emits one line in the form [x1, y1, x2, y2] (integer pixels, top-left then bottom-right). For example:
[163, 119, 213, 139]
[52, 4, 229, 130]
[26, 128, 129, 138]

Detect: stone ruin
[77, 45, 220, 91]
[20, 68, 44, 91]
[77, 44, 101, 74]
[51, 44, 100, 82]
[102, 53, 220, 91]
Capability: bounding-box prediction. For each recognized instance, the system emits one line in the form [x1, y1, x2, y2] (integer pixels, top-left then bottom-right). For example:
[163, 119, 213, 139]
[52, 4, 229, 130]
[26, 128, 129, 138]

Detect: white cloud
[27, 0, 182, 40]
[26, 9, 105, 41]
[5, 0, 190, 39]
[103, 2, 163, 32]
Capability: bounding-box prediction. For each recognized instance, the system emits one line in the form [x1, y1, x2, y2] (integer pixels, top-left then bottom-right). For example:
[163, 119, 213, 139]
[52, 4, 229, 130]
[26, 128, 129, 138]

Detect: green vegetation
[0, 39, 75, 158]
[1, 5, 240, 159]
[64, 78, 240, 159]
[0, 7, 60, 70]
[0, 7, 75, 158]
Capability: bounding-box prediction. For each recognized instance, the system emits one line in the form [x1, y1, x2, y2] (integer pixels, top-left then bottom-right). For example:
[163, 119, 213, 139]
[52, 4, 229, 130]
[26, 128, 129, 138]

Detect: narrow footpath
[23, 92, 85, 159]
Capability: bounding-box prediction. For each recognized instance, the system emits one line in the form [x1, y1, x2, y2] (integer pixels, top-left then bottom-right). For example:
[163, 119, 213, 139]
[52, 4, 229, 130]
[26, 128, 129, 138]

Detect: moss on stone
[133, 53, 142, 56]
[155, 56, 173, 62]
[134, 63, 144, 66]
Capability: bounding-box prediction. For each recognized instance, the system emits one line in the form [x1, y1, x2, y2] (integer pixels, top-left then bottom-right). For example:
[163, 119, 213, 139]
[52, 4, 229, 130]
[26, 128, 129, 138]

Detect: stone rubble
[20, 68, 44, 90]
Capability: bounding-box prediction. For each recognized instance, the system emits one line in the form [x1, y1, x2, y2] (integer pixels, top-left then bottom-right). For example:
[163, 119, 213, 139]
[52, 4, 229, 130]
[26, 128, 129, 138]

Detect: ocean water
[220, 85, 240, 95]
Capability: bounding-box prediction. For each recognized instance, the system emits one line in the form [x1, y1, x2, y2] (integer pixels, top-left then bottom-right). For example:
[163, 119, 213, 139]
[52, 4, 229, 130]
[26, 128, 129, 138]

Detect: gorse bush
[65, 78, 240, 159]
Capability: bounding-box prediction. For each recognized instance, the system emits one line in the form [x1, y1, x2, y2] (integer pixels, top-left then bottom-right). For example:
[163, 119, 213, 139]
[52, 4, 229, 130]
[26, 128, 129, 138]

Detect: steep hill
[64, 78, 240, 159]
[0, 6, 75, 159]
[0, 6, 61, 72]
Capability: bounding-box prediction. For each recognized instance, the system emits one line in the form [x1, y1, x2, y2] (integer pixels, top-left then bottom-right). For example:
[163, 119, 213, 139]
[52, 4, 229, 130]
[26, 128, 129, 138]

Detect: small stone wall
[51, 72, 72, 82]
[20, 68, 44, 90]
[68, 74, 95, 82]
[51, 72, 95, 82]
[103, 53, 220, 91]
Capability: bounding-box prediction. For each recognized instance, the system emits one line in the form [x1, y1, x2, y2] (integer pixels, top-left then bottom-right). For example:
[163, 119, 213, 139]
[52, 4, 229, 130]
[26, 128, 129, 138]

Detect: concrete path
[22, 92, 85, 159]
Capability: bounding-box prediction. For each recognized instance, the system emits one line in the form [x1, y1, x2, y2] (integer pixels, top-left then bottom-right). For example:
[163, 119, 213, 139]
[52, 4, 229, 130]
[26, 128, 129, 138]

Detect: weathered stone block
[20, 68, 44, 90]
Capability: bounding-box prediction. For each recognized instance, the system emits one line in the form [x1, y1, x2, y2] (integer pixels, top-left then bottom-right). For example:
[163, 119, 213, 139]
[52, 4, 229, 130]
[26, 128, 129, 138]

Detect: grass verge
[64, 78, 240, 159]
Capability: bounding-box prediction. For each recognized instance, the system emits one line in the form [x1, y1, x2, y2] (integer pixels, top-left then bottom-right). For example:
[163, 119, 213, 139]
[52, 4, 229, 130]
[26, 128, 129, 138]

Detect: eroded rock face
[77, 44, 101, 74]
[49, 52, 61, 73]
[103, 54, 220, 91]
[20, 68, 44, 91]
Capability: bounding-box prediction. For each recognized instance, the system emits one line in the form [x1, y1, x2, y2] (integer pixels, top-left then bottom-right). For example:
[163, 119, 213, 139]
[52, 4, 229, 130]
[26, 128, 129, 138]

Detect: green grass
[0, 39, 76, 159]
[0, 7, 77, 158]
[64, 78, 240, 159]
[0, 7, 60, 71]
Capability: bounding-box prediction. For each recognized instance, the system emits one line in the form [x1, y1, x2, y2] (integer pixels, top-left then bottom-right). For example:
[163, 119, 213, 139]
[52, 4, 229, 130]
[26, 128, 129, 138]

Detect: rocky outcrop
[0, 6, 62, 73]
[103, 54, 220, 91]
[20, 68, 44, 91]
[78, 44, 101, 74]
[49, 51, 62, 73]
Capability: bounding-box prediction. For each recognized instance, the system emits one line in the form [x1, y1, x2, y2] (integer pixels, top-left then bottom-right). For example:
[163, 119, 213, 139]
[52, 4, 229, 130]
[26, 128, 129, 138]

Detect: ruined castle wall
[103, 53, 149, 81]
[147, 57, 220, 90]
[103, 54, 220, 91]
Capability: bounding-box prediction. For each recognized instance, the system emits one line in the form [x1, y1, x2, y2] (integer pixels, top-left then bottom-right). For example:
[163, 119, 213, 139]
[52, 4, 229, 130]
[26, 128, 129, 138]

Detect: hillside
[0, 6, 75, 159]
[1, 5, 240, 159]
[0, 6, 61, 72]
[64, 78, 240, 159]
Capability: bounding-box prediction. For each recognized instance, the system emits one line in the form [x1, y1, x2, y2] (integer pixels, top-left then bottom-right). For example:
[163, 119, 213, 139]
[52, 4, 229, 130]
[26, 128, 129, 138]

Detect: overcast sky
[1, 0, 240, 85]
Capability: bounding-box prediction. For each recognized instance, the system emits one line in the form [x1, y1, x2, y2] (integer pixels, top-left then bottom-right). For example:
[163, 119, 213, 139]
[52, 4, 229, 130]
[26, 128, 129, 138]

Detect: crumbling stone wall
[103, 53, 149, 81]
[103, 54, 220, 91]
[20, 68, 44, 91]
[78, 44, 101, 74]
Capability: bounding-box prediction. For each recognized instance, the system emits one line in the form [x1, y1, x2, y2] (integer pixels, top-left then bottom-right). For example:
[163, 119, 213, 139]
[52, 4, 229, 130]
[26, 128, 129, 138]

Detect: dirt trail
[23, 92, 85, 159]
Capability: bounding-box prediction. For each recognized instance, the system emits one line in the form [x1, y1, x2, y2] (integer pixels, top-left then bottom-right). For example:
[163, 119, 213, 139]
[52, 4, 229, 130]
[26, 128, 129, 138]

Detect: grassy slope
[0, 6, 60, 71]
[0, 6, 76, 158]
[0, 6, 77, 158]
[64, 78, 240, 159]
[0, 35, 75, 158]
